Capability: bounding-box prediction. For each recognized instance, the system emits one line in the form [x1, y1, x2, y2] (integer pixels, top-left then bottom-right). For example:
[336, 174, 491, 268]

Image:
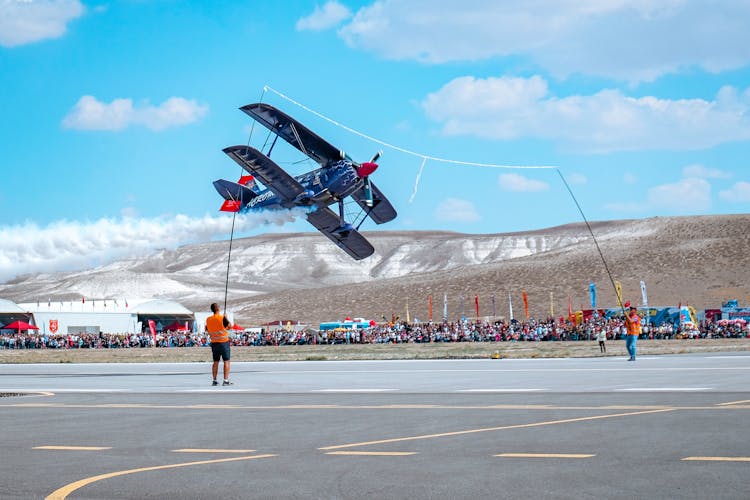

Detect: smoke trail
[0, 209, 307, 283]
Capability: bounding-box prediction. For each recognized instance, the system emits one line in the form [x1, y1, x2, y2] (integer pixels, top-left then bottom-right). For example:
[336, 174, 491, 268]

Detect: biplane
[213, 103, 397, 260]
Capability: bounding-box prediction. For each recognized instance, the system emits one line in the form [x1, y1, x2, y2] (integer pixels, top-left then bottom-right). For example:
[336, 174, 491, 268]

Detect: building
[15, 299, 195, 335]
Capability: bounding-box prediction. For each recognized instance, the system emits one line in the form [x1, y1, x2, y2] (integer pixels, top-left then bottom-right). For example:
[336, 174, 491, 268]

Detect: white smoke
[0, 209, 307, 283]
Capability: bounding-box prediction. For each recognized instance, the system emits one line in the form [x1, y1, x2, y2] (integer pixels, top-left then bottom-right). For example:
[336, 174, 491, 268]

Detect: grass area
[1, 338, 748, 364]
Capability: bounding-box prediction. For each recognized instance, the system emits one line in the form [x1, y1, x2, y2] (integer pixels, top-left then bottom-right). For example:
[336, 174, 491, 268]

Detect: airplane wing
[223, 145, 307, 201]
[350, 181, 398, 224]
[240, 103, 342, 167]
[306, 207, 375, 260]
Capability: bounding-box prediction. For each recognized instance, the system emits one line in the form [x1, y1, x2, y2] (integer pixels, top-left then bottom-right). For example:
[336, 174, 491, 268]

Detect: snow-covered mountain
[2, 215, 748, 324]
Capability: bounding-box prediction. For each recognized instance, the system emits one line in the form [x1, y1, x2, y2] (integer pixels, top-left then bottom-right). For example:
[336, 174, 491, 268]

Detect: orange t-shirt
[206, 313, 229, 343]
[625, 312, 641, 336]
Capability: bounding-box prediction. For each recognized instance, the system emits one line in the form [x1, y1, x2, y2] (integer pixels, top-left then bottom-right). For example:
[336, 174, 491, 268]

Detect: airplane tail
[213, 175, 260, 212]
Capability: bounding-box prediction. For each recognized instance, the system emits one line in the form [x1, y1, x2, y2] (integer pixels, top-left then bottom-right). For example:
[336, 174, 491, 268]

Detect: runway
[1, 353, 748, 499]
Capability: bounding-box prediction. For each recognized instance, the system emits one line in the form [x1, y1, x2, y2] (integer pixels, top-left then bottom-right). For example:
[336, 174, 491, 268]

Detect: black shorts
[210, 341, 230, 362]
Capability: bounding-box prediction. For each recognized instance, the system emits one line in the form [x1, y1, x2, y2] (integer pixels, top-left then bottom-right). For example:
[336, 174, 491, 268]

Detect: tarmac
[1, 353, 749, 499]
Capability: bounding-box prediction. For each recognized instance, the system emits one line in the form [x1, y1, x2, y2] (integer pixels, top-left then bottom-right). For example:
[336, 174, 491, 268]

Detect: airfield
[1, 354, 749, 499]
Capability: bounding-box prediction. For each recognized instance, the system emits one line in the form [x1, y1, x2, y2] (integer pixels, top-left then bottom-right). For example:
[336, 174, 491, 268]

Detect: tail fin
[214, 176, 259, 212]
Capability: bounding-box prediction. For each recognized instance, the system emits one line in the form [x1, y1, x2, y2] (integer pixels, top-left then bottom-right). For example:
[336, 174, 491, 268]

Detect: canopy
[3, 320, 39, 331]
[231, 323, 243, 331]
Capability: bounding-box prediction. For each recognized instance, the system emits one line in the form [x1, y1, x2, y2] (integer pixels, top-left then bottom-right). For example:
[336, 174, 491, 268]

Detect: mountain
[2, 214, 749, 324]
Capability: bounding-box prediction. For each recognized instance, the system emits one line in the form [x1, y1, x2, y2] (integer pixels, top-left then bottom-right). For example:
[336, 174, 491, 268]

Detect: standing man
[624, 302, 641, 361]
[596, 326, 607, 354]
[206, 303, 232, 386]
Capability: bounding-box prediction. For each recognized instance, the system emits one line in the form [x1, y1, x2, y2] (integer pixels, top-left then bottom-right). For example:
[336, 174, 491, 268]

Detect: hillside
[1, 214, 748, 324]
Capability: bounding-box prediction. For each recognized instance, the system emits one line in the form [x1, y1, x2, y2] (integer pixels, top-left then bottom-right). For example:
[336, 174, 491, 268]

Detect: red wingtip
[220, 200, 241, 212]
[238, 175, 254, 186]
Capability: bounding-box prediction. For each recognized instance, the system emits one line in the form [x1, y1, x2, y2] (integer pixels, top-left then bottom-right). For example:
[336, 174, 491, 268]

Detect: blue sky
[1, 0, 749, 281]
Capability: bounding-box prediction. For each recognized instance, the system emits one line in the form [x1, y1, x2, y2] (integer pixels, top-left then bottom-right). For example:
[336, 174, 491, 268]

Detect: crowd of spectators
[1, 316, 747, 350]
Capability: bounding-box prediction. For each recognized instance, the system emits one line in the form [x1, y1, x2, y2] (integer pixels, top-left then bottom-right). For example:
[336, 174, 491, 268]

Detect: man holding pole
[206, 303, 232, 386]
[624, 302, 641, 361]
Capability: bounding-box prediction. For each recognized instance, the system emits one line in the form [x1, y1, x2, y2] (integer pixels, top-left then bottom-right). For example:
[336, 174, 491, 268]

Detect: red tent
[231, 323, 243, 331]
[3, 320, 39, 332]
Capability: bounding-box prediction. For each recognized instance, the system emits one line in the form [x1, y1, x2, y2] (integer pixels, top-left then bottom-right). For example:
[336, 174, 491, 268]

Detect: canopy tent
[2, 320, 39, 332]
[231, 323, 243, 331]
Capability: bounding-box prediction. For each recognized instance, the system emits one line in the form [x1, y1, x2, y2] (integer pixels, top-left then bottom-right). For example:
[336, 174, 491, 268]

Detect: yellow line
[319, 408, 674, 450]
[325, 451, 417, 456]
[45, 454, 277, 500]
[716, 400, 750, 406]
[172, 448, 255, 453]
[495, 453, 594, 458]
[34, 446, 111, 451]
[682, 456, 750, 462]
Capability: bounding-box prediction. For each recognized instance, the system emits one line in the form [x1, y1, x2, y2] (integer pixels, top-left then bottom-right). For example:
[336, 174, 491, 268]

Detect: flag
[406, 299, 410, 323]
[428, 295, 433, 322]
[147, 319, 157, 346]
[522, 291, 529, 319]
[474, 295, 479, 320]
[443, 293, 447, 321]
[614, 281, 623, 309]
[568, 294, 574, 322]
[549, 291, 554, 317]
[589, 282, 597, 309]
[640, 280, 648, 307]
[508, 292, 514, 321]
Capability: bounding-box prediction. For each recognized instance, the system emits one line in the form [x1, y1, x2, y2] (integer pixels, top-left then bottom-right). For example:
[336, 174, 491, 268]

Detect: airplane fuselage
[242, 160, 362, 213]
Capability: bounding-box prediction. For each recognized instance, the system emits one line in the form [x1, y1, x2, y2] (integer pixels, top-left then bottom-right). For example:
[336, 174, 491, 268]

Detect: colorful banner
[640, 280, 648, 307]
[443, 293, 448, 321]
[589, 282, 597, 309]
[522, 291, 529, 319]
[615, 280, 623, 309]
[428, 295, 433, 322]
[474, 295, 479, 320]
[147, 319, 156, 346]
[508, 292, 514, 321]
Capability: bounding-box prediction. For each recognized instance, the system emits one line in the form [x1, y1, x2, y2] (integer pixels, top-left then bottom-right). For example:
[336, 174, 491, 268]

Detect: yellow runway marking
[172, 448, 255, 453]
[716, 400, 750, 406]
[682, 456, 750, 462]
[34, 446, 111, 451]
[45, 454, 277, 500]
[326, 451, 417, 456]
[495, 453, 594, 459]
[319, 408, 674, 450]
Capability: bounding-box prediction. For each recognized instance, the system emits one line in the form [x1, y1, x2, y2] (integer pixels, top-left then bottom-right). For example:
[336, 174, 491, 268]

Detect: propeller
[356, 151, 382, 207]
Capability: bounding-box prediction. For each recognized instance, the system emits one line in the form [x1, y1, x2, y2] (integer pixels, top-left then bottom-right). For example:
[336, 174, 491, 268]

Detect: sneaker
[222, 380, 233, 386]
[212, 380, 219, 386]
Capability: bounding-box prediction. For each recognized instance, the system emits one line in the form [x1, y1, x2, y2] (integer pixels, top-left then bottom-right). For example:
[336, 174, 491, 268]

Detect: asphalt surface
[1, 353, 749, 499]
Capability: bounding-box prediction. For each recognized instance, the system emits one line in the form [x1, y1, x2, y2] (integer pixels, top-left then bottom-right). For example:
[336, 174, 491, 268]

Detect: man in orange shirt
[206, 303, 232, 386]
[624, 302, 641, 361]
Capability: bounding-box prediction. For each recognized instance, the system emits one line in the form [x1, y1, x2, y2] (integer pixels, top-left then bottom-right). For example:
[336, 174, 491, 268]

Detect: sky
[1, 0, 750, 282]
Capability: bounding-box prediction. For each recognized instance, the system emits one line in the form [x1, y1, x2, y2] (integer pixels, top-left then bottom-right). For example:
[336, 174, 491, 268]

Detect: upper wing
[350, 181, 398, 224]
[306, 207, 375, 260]
[240, 103, 342, 167]
[223, 145, 307, 201]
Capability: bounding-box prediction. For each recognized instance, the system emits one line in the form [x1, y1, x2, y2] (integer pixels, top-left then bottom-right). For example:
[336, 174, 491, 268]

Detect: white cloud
[0, 210, 306, 283]
[646, 177, 711, 212]
[0, 0, 84, 47]
[434, 198, 479, 222]
[499, 173, 549, 192]
[565, 173, 587, 185]
[296, 1, 351, 31]
[339, 0, 750, 82]
[719, 181, 750, 203]
[682, 164, 732, 179]
[422, 76, 750, 152]
[609, 177, 711, 214]
[62, 96, 209, 131]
